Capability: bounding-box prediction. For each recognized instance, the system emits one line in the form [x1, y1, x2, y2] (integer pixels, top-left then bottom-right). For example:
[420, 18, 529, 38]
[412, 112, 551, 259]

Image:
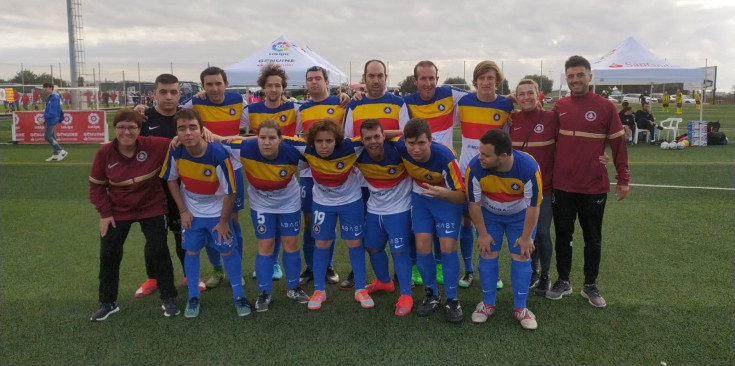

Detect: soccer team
[89, 55, 630, 330]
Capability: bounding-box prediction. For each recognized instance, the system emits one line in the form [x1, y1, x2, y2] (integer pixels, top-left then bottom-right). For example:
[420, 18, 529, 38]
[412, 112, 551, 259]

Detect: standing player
[393, 118, 466, 323]
[661, 90, 670, 112]
[296, 65, 347, 286]
[456, 61, 514, 289]
[182, 66, 248, 288]
[675, 89, 683, 115]
[134, 74, 206, 298]
[403, 60, 470, 287]
[89, 109, 178, 320]
[356, 119, 414, 316]
[465, 129, 541, 330]
[222, 120, 310, 311]
[546, 55, 629, 308]
[161, 109, 250, 318]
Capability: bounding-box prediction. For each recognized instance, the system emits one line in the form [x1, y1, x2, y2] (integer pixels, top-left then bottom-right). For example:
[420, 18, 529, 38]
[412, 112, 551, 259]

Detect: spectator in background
[62, 91, 71, 108]
[619, 105, 635, 144]
[661, 90, 670, 112]
[32, 89, 41, 110]
[675, 89, 683, 115]
[110, 91, 118, 106]
[635, 102, 661, 143]
[21, 92, 30, 110]
[39, 83, 67, 162]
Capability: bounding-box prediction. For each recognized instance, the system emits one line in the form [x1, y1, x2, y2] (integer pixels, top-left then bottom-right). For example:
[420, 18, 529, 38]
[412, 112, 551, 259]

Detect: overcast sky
[2, 0, 733, 92]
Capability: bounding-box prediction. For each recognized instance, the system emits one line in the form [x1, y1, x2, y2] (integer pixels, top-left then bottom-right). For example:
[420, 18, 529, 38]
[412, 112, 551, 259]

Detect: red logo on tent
[608, 63, 623, 68]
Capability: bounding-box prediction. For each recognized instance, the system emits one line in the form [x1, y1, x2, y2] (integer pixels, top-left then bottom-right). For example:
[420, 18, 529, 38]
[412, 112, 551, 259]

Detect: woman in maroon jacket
[88, 108, 178, 321]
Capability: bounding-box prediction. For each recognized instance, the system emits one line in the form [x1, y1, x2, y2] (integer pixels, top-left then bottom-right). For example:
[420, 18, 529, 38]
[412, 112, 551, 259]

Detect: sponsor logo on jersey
[511, 183, 520, 191]
[280, 115, 287, 122]
[279, 169, 287, 177]
[494, 113, 501, 121]
[534, 124, 544, 133]
[388, 167, 396, 175]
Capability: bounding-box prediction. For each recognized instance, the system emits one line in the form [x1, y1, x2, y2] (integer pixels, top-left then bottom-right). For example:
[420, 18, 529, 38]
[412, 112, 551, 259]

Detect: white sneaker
[45, 154, 59, 162]
[56, 150, 68, 161]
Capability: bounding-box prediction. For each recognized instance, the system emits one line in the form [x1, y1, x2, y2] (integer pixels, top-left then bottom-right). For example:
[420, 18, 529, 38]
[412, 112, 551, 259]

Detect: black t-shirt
[141, 107, 178, 139]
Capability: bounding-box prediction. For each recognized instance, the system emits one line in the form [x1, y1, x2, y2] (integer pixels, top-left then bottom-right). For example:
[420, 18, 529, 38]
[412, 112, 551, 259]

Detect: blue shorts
[250, 209, 301, 239]
[411, 192, 462, 238]
[234, 168, 245, 212]
[364, 211, 412, 253]
[483, 209, 536, 255]
[300, 177, 314, 214]
[182, 216, 236, 253]
[311, 199, 365, 241]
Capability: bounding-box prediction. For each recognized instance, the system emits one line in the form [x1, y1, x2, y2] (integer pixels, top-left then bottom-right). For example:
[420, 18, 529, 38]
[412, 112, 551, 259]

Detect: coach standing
[545, 56, 630, 308]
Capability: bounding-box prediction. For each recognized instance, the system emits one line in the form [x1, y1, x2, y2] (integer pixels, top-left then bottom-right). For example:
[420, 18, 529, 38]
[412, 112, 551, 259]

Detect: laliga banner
[12, 111, 109, 144]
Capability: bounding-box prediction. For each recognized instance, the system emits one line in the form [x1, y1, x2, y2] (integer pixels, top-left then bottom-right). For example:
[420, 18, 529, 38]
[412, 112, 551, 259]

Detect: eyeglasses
[115, 126, 139, 132]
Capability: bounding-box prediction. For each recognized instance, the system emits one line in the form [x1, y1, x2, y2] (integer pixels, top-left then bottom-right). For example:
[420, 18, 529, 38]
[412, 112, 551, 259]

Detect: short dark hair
[413, 60, 437, 79]
[257, 63, 288, 89]
[473, 61, 504, 88]
[359, 119, 384, 135]
[257, 118, 282, 138]
[479, 129, 512, 156]
[112, 108, 143, 127]
[155, 73, 179, 87]
[42, 82, 54, 89]
[363, 60, 386, 75]
[403, 118, 432, 141]
[200, 66, 227, 84]
[306, 66, 328, 82]
[306, 119, 343, 148]
[564, 55, 591, 73]
[173, 108, 203, 129]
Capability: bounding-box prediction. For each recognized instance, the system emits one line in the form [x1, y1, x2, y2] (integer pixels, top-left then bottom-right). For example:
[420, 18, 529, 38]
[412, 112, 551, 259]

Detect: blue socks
[283, 250, 301, 290]
[392, 252, 412, 296]
[233, 222, 243, 258]
[205, 246, 222, 268]
[312, 246, 329, 291]
[511, 259, 532, 309]
[348, 246, 367, 289]
[255, 253, 274, 294]
[222, 251, 244, 299]
[302, 229, 315, 270]
[478, 256, 499, 305]
[441, 250, 460, 299]
[273, 236, 282, 265]
[459, 225, 474, 272]
[368, 249, 391, 283]
[417, 252, 438, 296]
[433, 235, 442, 263]
[185, 252, 201, 300]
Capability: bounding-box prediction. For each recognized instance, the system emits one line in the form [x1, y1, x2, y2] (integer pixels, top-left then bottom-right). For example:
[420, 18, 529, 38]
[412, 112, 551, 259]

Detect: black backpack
[708, 131, 728, 145]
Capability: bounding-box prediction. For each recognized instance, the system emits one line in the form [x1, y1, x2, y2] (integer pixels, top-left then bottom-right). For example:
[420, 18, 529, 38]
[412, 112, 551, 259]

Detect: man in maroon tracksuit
[545, 55, 630, 308]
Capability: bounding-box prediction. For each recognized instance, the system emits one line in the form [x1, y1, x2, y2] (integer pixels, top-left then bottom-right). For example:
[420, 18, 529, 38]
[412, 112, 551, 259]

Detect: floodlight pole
[66, 0, 78, 88]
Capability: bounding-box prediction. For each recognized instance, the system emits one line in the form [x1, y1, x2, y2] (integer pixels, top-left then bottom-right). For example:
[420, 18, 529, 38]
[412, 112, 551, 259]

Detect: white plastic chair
[659, 118, 683, 141]
[633, 124, 650, 144]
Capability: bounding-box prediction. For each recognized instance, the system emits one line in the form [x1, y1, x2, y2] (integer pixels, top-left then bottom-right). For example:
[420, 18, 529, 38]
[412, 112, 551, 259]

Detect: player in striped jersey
[181, 66, 248, 288]
[392, 118, 466, 323]
[222, 119, 310, 311]
[465, 129, 541, 330]
[161, 109, 250, 318]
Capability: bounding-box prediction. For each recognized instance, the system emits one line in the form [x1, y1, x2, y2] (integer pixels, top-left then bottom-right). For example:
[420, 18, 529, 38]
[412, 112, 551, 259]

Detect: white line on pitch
[611, 182, 735, 191]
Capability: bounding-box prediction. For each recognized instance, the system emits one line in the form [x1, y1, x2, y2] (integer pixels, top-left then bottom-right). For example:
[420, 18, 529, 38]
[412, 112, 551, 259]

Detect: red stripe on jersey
[461, 122, 503, 139]
[484, 191, 524, 203]
[352, 118, 400, 137]
[311, 169, 351, 187]
[245, 172, 290, 191]
[203, 120, 240, 137]
[181, 176, 222, 195]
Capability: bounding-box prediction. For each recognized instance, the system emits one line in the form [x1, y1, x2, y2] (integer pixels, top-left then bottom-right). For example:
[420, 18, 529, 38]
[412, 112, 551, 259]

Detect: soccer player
[456, 61, 514, 289]
[222, 119, 310, 311]
[182, 66, 248, 288]
[283, 120, 373, 311]
[356, 119, 414, 316]
[89, 108, 178, 321]
[546, 55, 629, 308]
[134, 74, 206, 298]
[675, 89, 683, 115]
[393, 118, 466, 323]
[661, 90, 670, 112]
[296, 65, 347, 286]
[341, 59, 409, 289]
[695, 91, 701, 110]
[466, 129, 541, 329]
[161, 109, 250, 318]
[39, 83, 67, 162]
[403, 60, 469, 287]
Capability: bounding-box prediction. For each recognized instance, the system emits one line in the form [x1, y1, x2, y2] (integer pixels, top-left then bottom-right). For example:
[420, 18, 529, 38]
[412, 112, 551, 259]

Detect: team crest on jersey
[136, 151, 148, 162]
[425, 174, 433, 180]
[327, 108, 335, 115]
[229, 108, 236, 116]
[511, 183, 520, 191]
[437, 104, 446, 112]
[279, 169, 287, 177]
[494, 113, 501, 121]
[257, 224, 267, 234]
[312, 223, 321, 234]
[203, 169, 212, 177]
[335, 161, 345, 170]
[585, 111, 597, 121]
[280, 115, 287, 122]
[534, 124, 545, 133]
[383, 107, 392, 114]
[388, 167, 396, 175]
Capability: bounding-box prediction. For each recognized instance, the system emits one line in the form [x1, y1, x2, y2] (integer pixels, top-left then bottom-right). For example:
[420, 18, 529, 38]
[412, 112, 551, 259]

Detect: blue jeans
[44, 123, 62, 154]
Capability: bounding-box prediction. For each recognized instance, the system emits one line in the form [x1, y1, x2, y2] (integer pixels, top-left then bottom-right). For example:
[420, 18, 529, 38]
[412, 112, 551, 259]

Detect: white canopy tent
[591, 37, 704, 88]
[224, 36, 349, 86]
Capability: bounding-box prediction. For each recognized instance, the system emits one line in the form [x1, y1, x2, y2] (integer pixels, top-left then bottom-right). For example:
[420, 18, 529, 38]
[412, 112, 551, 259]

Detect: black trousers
[99, 215, 176, 303]
[552, 189, 607, 285]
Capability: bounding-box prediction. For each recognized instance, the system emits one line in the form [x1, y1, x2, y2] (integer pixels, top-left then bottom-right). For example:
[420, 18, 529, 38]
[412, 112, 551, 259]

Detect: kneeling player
[162, 109, 250, 318]
[465, 129, 541, 330]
